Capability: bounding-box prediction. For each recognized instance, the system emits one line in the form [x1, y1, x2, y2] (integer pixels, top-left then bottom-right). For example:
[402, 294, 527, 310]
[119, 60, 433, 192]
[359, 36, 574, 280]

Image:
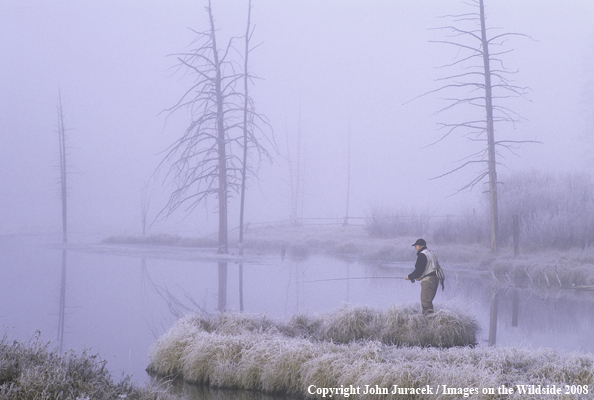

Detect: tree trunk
[479, 0, 499, 251]
[57, 93, 68, 244]
[488, 282, 499, 346]
[239, 0, 252, 255]
[208, 1, 228, 254]
[344, 119, 351, 226]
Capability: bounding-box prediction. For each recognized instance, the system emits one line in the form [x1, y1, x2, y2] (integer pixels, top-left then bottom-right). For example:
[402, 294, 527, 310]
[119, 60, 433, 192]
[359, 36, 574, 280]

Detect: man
[405, 238, 440, 314]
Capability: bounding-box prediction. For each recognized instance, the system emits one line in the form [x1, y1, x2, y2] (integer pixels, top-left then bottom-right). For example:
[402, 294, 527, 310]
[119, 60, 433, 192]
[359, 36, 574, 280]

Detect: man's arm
[407, 253, 427, 281]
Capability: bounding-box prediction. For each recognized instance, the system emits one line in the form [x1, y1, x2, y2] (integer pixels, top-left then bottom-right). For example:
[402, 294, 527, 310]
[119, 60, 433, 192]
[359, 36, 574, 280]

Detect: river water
[1, 233, 593, 398]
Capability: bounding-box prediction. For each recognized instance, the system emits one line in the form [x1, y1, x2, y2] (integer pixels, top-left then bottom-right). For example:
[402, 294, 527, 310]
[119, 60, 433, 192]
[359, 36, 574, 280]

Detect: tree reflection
[218, 262, 227, 312]
[57, 249, 67, 353]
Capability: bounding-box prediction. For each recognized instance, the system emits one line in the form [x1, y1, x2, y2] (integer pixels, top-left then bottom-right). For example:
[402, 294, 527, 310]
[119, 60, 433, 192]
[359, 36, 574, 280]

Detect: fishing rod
[299, 276, 408, 284]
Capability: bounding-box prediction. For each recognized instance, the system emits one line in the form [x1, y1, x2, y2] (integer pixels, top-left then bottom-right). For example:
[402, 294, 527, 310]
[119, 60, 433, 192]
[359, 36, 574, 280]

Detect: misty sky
[1, 0, 593, 237]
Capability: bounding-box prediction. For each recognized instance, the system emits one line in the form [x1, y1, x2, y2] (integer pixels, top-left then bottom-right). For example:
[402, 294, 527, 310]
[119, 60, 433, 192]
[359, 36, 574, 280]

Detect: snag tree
[420, 0, 534, 250]
[159, 0, 272, 254]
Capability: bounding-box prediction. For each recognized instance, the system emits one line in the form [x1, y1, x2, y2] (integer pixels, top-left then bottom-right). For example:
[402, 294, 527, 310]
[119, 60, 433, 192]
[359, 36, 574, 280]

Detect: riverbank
[102, 224, 594, 287]
[102, 224, 490, 263]
[0, 335, 181, 400]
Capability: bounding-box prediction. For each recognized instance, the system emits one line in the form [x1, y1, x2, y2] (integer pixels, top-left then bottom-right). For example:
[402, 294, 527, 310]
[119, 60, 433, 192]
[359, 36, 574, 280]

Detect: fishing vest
[420, 248, 437, 280]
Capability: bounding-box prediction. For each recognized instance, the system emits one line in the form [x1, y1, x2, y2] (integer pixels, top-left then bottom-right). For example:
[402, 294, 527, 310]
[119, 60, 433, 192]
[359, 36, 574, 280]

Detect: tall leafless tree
[236, 0, 275, 311]
[415, 0, 535, 251]
[56, 93, 69, 350]
[56, 92, 68, 244]
[159, 1, 272, 255]
[239, 0, 274, 254]
[158, 1, 243, 254]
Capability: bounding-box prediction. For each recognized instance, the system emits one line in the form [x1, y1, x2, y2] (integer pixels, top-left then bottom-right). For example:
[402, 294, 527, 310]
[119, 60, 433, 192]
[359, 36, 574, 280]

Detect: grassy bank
[103, 232, 217, 248]
[491, 251, 594, 288]
[147, 307, 593, 399]
[101, 224, 594, 288]
[102, 224, 490, 264]
[0, 334, 180, 400]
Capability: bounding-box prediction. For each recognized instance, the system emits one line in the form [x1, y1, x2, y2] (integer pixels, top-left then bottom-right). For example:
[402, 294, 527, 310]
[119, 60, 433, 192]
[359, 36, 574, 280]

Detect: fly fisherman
[405, 238, 439, 314]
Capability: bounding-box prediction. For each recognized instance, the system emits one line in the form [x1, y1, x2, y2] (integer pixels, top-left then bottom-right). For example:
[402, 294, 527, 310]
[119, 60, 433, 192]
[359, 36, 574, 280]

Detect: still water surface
[2, 233, 593, 399]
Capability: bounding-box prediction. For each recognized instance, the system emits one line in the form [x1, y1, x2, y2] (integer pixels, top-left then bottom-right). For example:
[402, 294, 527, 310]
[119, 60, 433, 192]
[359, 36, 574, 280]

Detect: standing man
[405, 238, 440, 314]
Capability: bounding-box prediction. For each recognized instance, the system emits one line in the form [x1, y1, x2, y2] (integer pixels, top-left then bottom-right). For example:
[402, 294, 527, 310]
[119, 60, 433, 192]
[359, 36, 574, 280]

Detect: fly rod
[299, 276, 407, 284]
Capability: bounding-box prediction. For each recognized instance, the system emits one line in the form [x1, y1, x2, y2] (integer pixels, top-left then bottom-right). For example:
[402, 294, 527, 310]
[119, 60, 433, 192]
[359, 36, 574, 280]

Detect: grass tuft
[321, 304, 381, 344]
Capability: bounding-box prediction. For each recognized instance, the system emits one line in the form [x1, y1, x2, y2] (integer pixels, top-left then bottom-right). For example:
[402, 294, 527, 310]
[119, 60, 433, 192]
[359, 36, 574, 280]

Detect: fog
[1, 0, 593, 236]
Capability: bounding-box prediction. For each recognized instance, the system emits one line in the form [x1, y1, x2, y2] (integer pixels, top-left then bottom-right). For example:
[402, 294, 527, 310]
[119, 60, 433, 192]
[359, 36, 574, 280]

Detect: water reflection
[511, 288, 519, 328]
[239, 261, 244, 312]
[488, 281, 499, 347]
[2, 235, 594, 399]
[483, 273, 594, 349]
[218, 262, 227, 312]
[57, 249, 67, 352]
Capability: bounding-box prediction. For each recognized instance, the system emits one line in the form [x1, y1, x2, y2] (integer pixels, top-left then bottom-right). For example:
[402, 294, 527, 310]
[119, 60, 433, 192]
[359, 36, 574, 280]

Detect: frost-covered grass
[103, 233, 217, 248]
[491, 251, 594, 289]
[101, 224, 487, 264]
[282, 304, 479, 348]
[100, 224, 594, 288]
[0, 334, 180, 400]
[152, 304, 479, 348]
[147, 309, 594, 399]
[239, 224, 492, 264]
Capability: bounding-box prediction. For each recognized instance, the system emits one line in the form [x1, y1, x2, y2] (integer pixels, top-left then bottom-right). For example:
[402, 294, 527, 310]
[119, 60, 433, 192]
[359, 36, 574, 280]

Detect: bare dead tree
[158, 1, 273, 254]
[55, 94, 69, 350]
[238, 0, 253, 256]
[238, 0, 274, 254]
[56, 92, 68, 244]
[157, 0, 246, 254]
[412, 0, 536, 251]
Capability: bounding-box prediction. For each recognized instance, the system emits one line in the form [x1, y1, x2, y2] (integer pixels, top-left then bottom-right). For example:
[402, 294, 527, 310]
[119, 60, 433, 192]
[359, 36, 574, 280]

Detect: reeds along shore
[0, 334, 180, 400]
[146, 305, 594, 399]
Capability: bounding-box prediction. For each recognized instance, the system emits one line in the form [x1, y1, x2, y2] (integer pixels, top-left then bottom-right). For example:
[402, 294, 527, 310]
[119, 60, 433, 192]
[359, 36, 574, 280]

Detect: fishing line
[299, 276, 407, 284]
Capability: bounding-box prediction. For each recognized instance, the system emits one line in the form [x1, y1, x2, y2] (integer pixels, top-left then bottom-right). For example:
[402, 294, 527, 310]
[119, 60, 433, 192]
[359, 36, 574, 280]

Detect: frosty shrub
[0, 334, 180, 400]
[428, 210, 488, 245]
[365, 170, 594, 249]
[499, 170, 594, 249]
[365, 205, 430, 238]
[365, 204, 487, 245]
